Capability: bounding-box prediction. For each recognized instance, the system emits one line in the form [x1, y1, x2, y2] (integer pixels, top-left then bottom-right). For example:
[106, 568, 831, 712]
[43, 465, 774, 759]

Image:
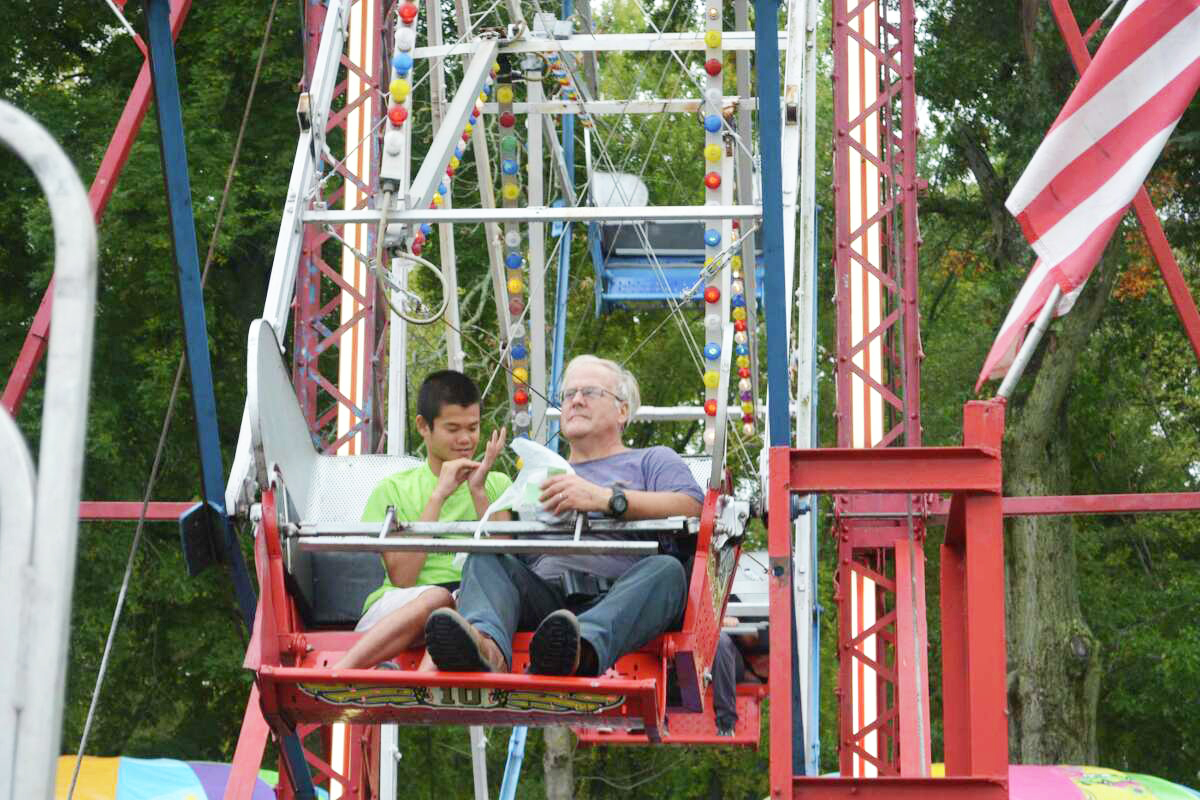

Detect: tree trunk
[543, 726, 575, 800]
[1003, 253, 1118, 763]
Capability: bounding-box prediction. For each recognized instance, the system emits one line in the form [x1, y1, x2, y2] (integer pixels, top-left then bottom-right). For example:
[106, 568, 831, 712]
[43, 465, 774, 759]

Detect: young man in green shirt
[334, 370, 512, 670]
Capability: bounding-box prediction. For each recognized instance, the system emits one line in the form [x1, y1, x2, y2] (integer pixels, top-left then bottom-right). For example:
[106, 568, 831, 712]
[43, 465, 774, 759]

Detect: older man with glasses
[424, 354, 705, 676]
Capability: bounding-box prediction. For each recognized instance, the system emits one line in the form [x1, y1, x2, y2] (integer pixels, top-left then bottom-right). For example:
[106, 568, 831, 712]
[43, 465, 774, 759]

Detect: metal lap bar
[295, 517, 699, 536]
[296, 537, 660, 555]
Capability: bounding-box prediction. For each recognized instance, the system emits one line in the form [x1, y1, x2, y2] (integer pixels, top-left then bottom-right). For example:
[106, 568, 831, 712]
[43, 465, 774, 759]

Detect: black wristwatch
[607, 486, 629, 518]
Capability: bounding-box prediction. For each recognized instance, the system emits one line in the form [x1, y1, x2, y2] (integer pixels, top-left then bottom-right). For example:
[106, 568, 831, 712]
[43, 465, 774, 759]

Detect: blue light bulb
[704, 343, 721, 361]
[704, 114, 721, 133]
[511, 344, 527, 360]
[420, 223, 432, 236]
[732, 295, 746, 308]
[506, 251, 523, 268]
[735, 344, 749, 356]
[392, 52, 413, 75]
[704, 229, 720, 247]
[502, 158, 518, 175]
[438, 181, 448, 195]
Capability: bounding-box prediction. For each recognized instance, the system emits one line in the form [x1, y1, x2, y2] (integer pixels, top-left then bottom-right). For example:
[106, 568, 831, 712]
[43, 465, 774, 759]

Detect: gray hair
[563, 354, 641, 425]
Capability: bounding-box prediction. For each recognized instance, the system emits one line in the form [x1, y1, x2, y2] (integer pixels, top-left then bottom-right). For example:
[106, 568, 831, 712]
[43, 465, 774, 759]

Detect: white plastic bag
[454, 438, 574, 568]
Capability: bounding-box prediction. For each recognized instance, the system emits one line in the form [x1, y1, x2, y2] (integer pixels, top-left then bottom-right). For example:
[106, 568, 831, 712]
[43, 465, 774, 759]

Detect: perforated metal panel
[304, 454, 424, 524]
[680, 455, 712, 491]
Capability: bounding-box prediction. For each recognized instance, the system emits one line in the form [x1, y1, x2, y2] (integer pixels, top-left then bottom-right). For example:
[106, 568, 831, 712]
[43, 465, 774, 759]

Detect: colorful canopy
[55, 756, 329, 800]
[926, 764, 1200, 799]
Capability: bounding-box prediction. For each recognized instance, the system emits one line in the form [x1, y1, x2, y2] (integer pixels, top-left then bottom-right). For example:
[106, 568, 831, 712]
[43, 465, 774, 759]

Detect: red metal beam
[1, 0, 192, 416]
[790, 447, 1001, 494]
[78, 501, 194, 521]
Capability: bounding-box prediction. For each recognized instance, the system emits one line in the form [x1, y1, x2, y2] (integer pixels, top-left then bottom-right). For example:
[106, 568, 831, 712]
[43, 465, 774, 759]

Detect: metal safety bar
[293, 516, 698, 537]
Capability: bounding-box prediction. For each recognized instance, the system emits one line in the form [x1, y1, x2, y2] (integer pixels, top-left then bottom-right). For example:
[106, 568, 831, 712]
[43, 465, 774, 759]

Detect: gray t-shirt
[532, 446, 706, 582]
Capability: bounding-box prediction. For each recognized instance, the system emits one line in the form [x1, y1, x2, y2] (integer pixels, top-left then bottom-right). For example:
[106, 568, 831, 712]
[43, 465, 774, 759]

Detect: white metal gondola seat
[241, 319, 746, 741]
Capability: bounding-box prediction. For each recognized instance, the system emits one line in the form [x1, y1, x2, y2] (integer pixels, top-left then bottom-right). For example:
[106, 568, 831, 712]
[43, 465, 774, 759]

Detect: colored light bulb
[454, 146, 464, 159]
[704, 399, 718, 416]
[704, 229, 721, 247]
[438, 182, 448, 195]
[704, 171, 721, 190]
[742, 422, 755, 436]
[506, 251, 523, 268]
[705, 29, 722, 48]
[411, 241, 423, 256]
[413, 232, 426, 247]
[497, 86, 514, 104]
[393, 52, 413, 75]
[743, 413, 755, 424]
[704, 286, 720, 303]
[511, 344, 527, 359]
[736, 355, 750, 368]
[501, 135, 519, 155]
[704, 114, 721, 133]
[740, 401, 753, 414]
[738, 378, 751, 391]
[735, 344, 749, 357]
[499, 111, 516, 128]
[741, 390, 752, 402]
[502, 184, 520, 200]
[514, 389, 529, 405]
[731, 255, 742, 269]
[421, 223, 432, 235]
[704, 143, 722, 163]
[704, 343, 720, 360]
[509, 297, 524, 315]
[396, 28, 416, 50]
[450, 156, 461, 169]
[399, 3, 418, 23]
[446, 164, 456, 177]
[462, 130, 471, 142]
[390, 78, 410, 103]
[732, 307, 746, 321]
[388, 105, 408, 126]
[703, 370, 720, 389]
[731, 279, 744, 294]
[513, 367, 529, 384]
[705, 58, 722, 76]
[734, 331, 748, 345]
[734, 319, 747, 332]
[738, 367, 750, 378]
[732, 295, 746, 308]
[432, 192, 443, 207]
[507, 277, 524, 294]
[502, 158, 518, 175]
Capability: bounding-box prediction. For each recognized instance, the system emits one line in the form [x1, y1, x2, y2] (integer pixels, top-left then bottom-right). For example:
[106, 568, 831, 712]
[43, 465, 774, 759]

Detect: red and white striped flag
[977, 0, 1200, 391]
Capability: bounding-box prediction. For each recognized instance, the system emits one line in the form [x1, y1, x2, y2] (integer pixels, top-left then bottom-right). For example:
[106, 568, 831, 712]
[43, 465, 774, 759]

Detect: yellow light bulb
[731, 255, 742, 269]
[741, 401, 754, 414]
[704, 143, 722, 162]
[513, 367, 529, 384]
[507, 277, 524, 294]
[732, 307, 747, 321]
[432, 192, 443, 207]
[502, 184, 520, 200]
[390, 78, 410, 103]
[497, 86, 514, 104]
[736, 355, 750, 368]
[705, 30, 722, 49]
[703, 370, 720, 389]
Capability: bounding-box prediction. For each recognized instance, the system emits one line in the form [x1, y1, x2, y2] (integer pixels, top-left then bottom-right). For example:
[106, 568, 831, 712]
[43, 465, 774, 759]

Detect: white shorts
[354, 584, 449, 633]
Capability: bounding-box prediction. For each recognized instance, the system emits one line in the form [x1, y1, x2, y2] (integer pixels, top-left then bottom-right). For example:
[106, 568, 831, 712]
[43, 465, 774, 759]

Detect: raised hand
[468, 426, 507, 495]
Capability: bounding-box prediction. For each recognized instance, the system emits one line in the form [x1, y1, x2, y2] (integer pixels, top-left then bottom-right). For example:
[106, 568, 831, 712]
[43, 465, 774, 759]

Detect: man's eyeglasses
[557, 386, 623, 405]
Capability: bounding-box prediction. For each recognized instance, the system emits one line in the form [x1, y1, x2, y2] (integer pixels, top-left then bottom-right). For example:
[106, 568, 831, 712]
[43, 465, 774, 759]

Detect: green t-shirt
[361, 464, 512, 614]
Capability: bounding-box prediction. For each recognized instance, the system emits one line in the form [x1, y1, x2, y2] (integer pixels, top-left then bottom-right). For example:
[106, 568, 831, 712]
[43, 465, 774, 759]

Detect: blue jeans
[456, 553, 687, 673]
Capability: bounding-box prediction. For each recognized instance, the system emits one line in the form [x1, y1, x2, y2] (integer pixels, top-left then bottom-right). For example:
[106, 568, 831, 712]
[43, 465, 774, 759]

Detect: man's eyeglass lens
[559, 386, 617, 404]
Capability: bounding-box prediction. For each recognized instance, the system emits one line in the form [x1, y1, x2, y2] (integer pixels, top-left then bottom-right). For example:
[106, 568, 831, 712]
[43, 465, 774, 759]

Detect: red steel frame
[770, 402, 1010, 800]
[293, 0, 388, 455]
[830, 0, 928, 780]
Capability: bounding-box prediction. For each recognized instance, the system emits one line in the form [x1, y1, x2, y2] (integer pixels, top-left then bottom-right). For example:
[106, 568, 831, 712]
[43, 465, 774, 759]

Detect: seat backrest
[248, 319, 424, 627]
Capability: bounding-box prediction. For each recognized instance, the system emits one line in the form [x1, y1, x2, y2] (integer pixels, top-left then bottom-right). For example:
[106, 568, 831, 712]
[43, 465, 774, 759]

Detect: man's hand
[539, 473, 612, 515]
[467, 426, 507, 498]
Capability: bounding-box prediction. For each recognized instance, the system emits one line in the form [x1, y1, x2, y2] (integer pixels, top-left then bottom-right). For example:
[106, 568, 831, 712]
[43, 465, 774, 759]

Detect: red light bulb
[704, 399, 718, 417]
[704, 286, 720, 303]
[704, 58, 722, 76]
[704, 172, 721, 190]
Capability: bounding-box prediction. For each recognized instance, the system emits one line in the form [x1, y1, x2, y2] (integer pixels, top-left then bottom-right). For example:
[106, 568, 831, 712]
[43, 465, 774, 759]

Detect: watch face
[610, 491, 628, 516]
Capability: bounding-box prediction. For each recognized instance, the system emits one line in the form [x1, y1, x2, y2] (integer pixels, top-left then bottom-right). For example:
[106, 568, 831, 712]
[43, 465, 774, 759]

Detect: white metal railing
[0, 100, 98, 800]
